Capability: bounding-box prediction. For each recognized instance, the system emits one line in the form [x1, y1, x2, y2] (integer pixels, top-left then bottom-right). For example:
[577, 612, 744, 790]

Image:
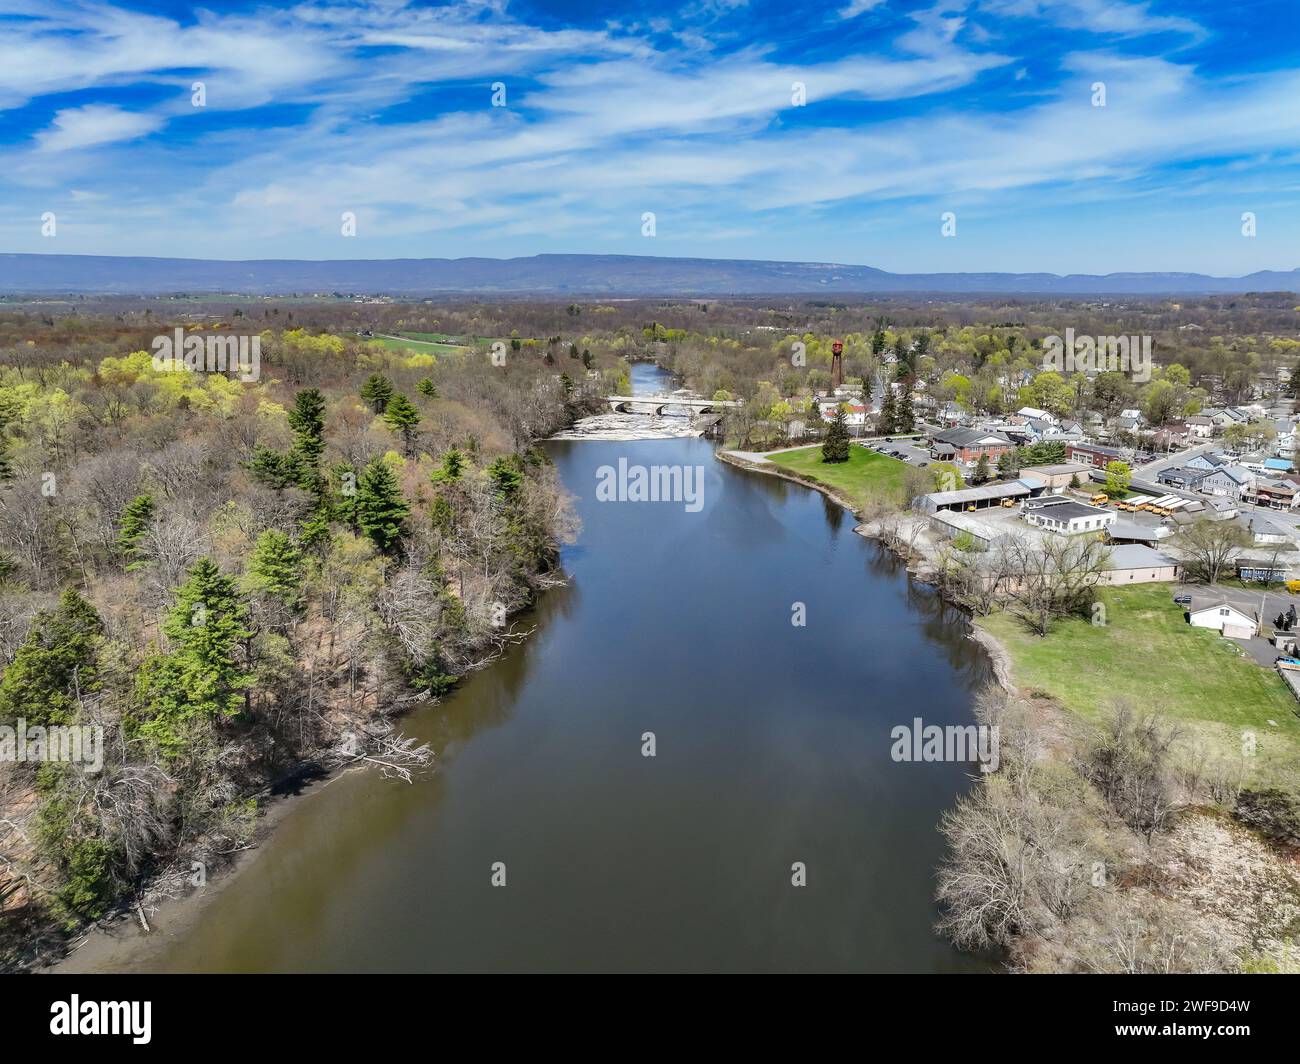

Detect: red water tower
[830, 340, 844, 389]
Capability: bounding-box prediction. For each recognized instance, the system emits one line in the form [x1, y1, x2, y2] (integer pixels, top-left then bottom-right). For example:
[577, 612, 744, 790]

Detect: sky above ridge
[0, 0, 1297, 273]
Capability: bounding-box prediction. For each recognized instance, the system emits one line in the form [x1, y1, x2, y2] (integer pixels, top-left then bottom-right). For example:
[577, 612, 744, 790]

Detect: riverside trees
[0, 315, 586, 950]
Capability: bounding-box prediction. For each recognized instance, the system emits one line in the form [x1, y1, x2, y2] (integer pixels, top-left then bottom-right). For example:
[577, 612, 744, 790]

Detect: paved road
[1133, 441, 1217, 477]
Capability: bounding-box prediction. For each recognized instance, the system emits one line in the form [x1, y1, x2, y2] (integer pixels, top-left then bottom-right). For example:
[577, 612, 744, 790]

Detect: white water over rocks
[550, 412, 702, 441]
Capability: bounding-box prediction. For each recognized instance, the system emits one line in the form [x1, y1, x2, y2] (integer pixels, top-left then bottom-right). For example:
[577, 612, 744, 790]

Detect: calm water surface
[123, 364, 993, 972]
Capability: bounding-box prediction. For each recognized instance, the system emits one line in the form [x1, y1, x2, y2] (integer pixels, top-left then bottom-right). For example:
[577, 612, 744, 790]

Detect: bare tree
[1076, 703, 1183, 841]
[1001, 535, 1110, 635]
[1172, 517, 1250, 585]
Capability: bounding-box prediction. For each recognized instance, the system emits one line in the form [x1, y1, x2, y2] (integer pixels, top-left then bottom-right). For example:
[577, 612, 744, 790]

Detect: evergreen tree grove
[136, 558, 252, 755]
[0, 589, 103, 727]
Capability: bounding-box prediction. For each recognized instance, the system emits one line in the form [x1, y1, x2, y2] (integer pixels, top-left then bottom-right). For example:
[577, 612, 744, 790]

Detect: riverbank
[41, 432, 990, 973]
[718, 444, 1300, 973]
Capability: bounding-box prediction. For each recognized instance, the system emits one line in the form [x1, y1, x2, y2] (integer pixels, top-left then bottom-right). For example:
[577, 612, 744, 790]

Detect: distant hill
[2, 252, 1297, 296]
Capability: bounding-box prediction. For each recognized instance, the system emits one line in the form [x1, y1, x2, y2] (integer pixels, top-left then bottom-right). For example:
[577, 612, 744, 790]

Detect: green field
[979, 585, 1300, 787]
[397, 331, 462, 343]
[363, 333, 472, 355]
[767, 444, 908, 507]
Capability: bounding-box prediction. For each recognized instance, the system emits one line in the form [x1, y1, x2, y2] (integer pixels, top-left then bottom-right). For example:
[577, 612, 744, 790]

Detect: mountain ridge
[2, 252, 1297, 296]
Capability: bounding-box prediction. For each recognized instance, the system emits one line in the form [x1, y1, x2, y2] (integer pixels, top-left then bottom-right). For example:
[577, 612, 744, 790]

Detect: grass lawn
[767, 444, 908, 508]
[978, 585, 1300, 788]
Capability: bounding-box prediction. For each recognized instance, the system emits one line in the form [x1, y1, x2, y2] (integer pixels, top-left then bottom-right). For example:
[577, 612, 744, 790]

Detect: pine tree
[895, 388, 916, 433]
[997, 449, 1019, 479]
[356, 458, 410, 553]
[972, 453, 991, 485]
[432, 447, 464, 483]
[417, 377, 439, 399]
[286, 388, 327, 486]
[806, 399, 823, 437]
[246, 444, 295, 489]
[0, 589, 103, 727]
[330, 461, 360, 530]
[878, 387, 897, 434]
[383, 393, 421, 456]
[117, 493, 155, 570]
[245, 529, 304, 611]
[136, 559, 251, 753]
[488, 454, 525, 501]
[360, 373, 394, 414]
[822, 405, 850, 463]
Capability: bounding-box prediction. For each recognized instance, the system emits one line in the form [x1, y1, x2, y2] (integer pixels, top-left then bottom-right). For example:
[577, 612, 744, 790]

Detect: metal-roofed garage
[917, 482, 1033, 513]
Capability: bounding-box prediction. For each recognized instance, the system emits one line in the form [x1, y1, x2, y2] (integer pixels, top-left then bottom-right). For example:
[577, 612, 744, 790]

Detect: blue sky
[1, 0, 1298, 273]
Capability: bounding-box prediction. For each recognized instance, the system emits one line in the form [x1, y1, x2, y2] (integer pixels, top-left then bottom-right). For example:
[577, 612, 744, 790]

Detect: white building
[1016, 406, 1058, 425]
[1022, 495, 1117, 535]
[1188, 600, 1257, 640]
[817, 398, 868, 428]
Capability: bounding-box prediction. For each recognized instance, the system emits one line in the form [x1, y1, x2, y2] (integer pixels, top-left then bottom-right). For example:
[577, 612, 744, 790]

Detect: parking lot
[855, 436, 930, 465]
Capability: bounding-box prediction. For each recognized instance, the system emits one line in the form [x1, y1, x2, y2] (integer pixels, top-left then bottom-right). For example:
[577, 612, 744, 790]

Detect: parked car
[1173, 594, 1192, 605]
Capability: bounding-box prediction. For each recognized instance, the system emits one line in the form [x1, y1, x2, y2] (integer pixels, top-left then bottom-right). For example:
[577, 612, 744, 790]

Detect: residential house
[1199, 465, 1254, 499]
[1246, 479, 1299, 510]
[1237, 514, 1296, 545]
[1157, 466, 1209, 490]
[1016, 407, 1058, 425]
[1206, 407, 1248, 429]
[816, 397, 868, 428]
[1188, 600, 1257, 639]
[1186, 451, 1230, 472]
[1151, 423, 1191, 451]
[1041, 420, 1084, 445]
[1185, 415, 1215, 439]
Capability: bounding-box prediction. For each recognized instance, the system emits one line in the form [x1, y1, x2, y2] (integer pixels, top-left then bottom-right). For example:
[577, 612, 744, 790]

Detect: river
[78, 364, 993, 972]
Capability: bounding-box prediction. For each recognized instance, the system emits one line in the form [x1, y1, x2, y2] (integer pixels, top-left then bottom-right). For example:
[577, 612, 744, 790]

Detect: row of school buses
[1090, 492, 1191, 517]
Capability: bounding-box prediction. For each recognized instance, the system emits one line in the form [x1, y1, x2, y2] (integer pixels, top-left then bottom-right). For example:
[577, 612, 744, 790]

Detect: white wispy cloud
[0, 0, 1290, 270]
[35, 104, 161, 152]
